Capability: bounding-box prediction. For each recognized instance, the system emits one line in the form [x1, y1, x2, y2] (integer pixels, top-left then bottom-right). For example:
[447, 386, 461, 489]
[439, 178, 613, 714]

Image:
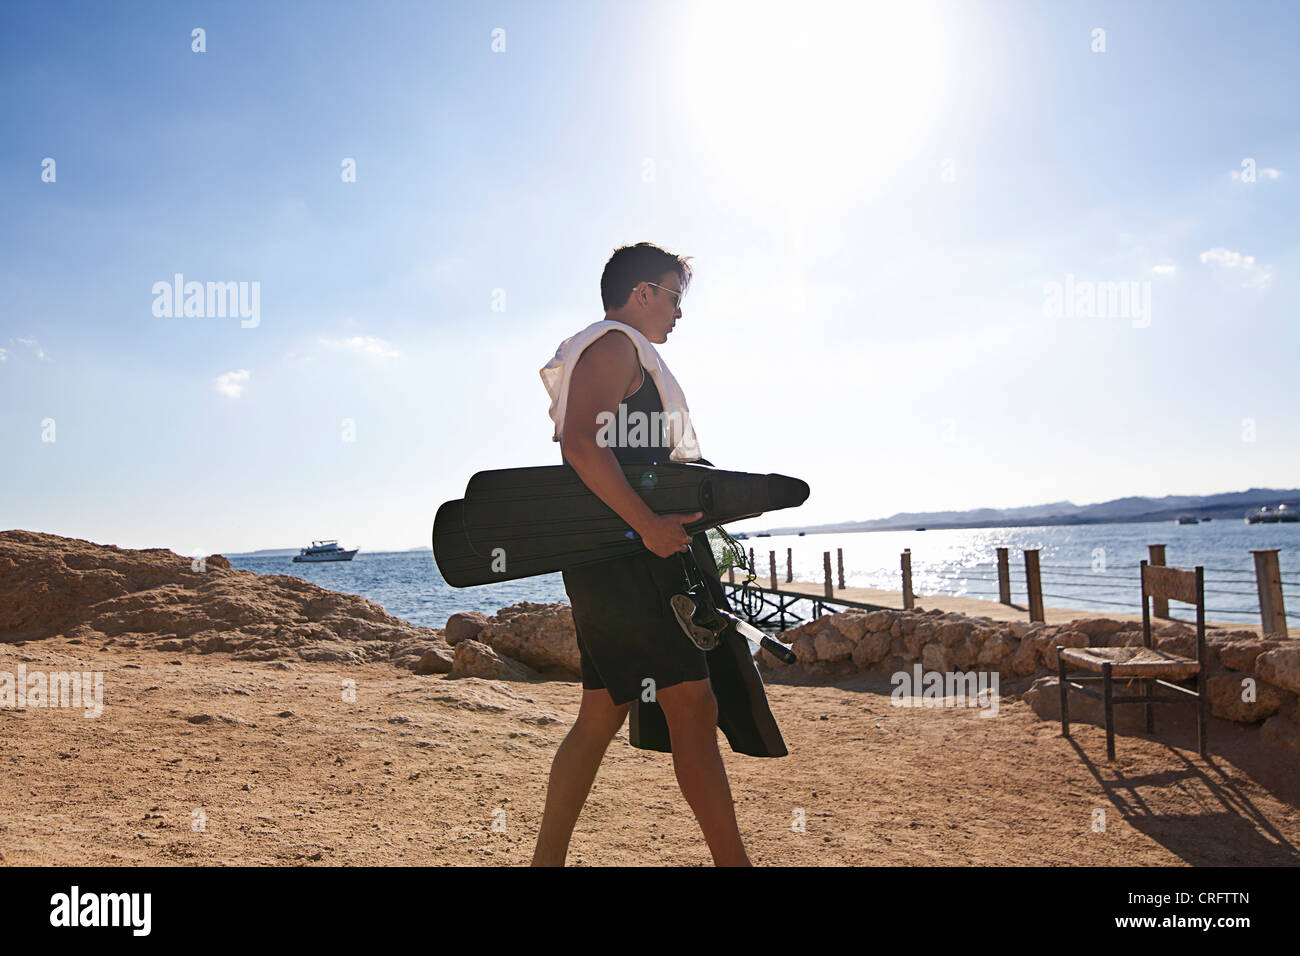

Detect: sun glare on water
[679, 0, 947, 213]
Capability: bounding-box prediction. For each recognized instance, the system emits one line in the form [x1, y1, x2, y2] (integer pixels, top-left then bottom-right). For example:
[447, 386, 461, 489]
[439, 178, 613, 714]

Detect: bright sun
[679, 0, 947, 213]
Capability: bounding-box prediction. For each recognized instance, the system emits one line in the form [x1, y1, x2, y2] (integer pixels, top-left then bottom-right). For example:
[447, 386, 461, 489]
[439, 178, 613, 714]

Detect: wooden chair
[1057, 560, 1208, 759]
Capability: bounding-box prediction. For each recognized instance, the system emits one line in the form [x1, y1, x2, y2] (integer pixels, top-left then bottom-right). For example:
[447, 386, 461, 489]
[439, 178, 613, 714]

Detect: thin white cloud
[1199, 247, 1272, 289]
[1151, 263, 1177, 275]
[1200, 248, 1254, 268]
[11, 336, 48, 360]
[215, 369, 250, 398]
[0, 348, 7, 362]
[319, 335, 400, 358]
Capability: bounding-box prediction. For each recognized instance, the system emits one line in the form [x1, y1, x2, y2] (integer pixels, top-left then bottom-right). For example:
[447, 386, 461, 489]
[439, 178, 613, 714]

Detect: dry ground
[2, 637, 1296, 866]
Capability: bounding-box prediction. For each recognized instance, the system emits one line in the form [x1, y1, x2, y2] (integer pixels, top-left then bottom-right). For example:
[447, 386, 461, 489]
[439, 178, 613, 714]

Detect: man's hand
[637, 511, 703, 558]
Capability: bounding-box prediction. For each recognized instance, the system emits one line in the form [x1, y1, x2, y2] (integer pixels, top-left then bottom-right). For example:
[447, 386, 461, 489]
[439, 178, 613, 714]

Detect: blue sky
[2, 0, 1297, 554]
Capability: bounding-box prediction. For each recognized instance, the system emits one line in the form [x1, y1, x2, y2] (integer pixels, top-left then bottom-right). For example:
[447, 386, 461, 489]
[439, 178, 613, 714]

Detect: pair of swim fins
[433, 460, 810, 588]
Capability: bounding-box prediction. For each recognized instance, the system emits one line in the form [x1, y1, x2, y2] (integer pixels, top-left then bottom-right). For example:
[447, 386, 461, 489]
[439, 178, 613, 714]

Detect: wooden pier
[723, 543, 1299, 638]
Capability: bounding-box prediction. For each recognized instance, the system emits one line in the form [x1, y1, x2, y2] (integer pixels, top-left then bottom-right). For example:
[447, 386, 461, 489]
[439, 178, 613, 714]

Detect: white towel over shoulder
[539, 319, 701, 462]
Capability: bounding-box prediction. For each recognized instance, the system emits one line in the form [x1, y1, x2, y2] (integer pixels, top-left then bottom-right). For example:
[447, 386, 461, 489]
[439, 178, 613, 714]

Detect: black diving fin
[433, 460, 809, 587]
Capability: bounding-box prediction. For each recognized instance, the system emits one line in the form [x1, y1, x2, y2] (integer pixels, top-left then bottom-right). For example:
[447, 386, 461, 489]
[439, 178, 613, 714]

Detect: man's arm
[560, 331, 699, 558]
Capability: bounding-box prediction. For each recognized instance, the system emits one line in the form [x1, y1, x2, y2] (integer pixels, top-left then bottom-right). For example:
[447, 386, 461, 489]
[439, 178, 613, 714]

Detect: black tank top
[560, 364, 672, 466]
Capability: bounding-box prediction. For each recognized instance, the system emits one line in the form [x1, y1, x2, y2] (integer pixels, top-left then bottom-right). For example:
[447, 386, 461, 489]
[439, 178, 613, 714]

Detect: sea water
[231, 549, 569, 630]
[746, 521, 1299, 628]
[230, 520, 1299, 631]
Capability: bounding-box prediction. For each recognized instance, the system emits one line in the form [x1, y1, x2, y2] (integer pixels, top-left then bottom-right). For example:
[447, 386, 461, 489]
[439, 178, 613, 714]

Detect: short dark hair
[600, 242, 693, 311]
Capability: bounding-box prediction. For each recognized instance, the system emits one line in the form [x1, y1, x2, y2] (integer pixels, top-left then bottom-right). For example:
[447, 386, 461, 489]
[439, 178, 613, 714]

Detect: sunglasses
[640, 281, 684, 307]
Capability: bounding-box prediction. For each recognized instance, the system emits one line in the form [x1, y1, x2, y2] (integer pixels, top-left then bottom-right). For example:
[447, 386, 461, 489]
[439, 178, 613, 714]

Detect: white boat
[292, 540, 359, 563]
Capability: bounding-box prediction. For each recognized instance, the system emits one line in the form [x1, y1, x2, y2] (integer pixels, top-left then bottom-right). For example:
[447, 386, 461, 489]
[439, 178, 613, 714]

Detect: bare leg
[531, 688, 629, 866]
[656, 678, 751, 866]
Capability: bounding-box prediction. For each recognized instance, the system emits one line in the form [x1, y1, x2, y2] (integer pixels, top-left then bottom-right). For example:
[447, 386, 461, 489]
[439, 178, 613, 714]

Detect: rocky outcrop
[445, 611, 489, 645]
[1261, 712, 1300, 756]
[1256, 645, 1300, 696]
[0, 531, 584, 683]
[450, 640, 539, 681]
[472, 602, 581, 677]
[0, 531, 452, 670]
[1206, 673, 1289, 723]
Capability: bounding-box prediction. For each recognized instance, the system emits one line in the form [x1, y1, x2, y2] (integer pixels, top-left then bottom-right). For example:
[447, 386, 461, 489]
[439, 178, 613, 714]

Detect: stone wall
[759, 606, 1300, 755]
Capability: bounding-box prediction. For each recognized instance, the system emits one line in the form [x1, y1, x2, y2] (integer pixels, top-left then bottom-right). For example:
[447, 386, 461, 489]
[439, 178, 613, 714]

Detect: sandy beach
[3, 634, 1297, 866]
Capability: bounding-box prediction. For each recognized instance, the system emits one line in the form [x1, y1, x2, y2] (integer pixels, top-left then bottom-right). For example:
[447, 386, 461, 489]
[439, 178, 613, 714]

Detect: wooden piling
[823, 552, 833, 598]
[837, 548, 845, 589]
[901, 549, 914, 610]
[1024, 549, 1044, 622]
[996, 547, 1011, 604]
[786, 548, 792, 583]
[1251, 549, 1288, 636]
[769, 551, 777, 591]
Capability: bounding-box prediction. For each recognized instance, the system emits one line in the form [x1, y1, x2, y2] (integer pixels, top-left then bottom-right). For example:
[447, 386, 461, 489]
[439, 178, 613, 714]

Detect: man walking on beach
[531, 242, 752, 866]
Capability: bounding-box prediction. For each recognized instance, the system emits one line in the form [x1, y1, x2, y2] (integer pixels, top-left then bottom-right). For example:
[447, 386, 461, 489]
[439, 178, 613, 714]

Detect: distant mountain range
[762, 487, 1300, 535]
